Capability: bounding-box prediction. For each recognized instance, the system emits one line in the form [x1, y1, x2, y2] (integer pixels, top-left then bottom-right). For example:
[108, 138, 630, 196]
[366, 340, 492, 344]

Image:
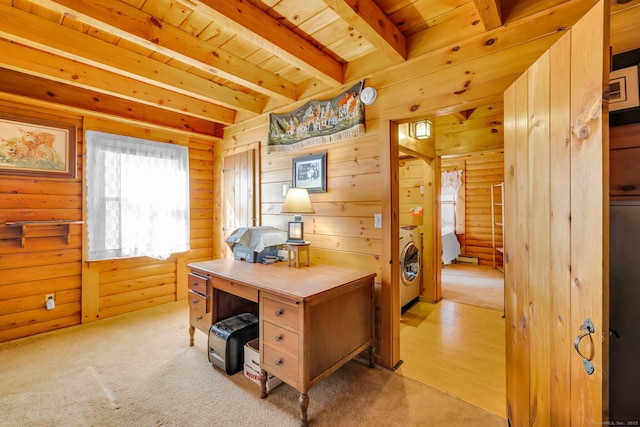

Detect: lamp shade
[281, 188, 315, 215]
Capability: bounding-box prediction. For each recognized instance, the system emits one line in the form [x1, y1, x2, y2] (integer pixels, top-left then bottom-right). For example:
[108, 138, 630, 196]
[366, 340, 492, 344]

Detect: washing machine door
[400, 241, 420, 286]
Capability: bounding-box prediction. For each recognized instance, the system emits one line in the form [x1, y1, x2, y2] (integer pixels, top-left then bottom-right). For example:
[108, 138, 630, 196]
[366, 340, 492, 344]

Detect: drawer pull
[192, 282, 199, 286]
[622, 185, 636, 192]
[274, 335, 282, 342]
[275, 309, 283, 317]
[192, 299, 199, 304]
[195, 315, 203, 321]
[275, 358, 282, 366]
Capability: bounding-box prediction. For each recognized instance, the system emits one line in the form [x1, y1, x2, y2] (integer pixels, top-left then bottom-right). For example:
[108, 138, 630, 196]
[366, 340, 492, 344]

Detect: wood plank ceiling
[0, 0, 638, 136]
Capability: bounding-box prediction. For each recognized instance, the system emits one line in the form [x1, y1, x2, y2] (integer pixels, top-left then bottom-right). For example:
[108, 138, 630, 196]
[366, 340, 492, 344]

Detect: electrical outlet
[45, 293, 56, 310]
[374, 214, 382, 228]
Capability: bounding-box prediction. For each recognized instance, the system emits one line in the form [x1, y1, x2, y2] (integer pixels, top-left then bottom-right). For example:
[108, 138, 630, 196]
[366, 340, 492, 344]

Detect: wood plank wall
[260, 135, 383, 277]
[221, 103, 503, 360]
[221, 116, 384, 353]
[0, 98, 216, 342]
[442, 152, 504, 266]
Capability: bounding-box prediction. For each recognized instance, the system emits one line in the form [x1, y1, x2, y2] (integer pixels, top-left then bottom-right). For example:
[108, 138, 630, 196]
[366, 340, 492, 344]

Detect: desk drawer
[263, 340, 299, 383]
[189, 306, 211, 334]
[188, 273, 208, 296]
[262, 295, 299, 330]
[263, 321, 298, 356]
[188, 289, 209, 313]
[212, 277, 258, 302]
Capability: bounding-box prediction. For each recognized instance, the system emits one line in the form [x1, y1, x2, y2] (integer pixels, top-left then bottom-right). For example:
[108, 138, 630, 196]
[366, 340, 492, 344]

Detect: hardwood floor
[441, 263, 505, 312]
[397, 299, 507, 418]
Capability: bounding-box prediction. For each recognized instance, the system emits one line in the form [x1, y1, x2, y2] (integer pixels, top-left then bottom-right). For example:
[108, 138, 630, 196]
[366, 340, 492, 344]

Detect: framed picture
[292, 152, 327, 193]
[0, 113, 76, 178]
[609, 64, 640, 112]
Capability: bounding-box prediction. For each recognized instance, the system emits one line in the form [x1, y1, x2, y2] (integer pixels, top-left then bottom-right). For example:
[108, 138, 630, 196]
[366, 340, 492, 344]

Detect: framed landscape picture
[292, 152, 327, 193]
[0, 113, 76, 178]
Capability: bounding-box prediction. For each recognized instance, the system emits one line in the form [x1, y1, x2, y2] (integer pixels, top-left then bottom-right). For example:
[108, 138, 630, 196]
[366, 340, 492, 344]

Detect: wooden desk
[188, 258, 375, 427]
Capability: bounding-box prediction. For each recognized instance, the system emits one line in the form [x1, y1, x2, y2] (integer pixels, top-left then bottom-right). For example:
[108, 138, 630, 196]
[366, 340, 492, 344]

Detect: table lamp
[281, 187, 315, 243]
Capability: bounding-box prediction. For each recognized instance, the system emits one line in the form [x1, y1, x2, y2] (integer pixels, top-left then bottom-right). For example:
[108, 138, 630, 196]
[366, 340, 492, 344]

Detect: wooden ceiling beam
[472, 0, 503, 31]
[322, 0, 407, 63]
[0, 69, 220, 137]
[347, 0, 596, 85]
[452, 109, 476, 121]
[0, 39, 236, 125]
[187, 0, 344, 86]
[41, 0, 296, 102]
[0, 3, 252, 119]
[379, 31, 568, 121]
[409, 0, 594, 59]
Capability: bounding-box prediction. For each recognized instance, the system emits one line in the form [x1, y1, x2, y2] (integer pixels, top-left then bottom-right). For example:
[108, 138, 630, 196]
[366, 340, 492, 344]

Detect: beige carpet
[442, 264, 504, 312]
[0, 301, 506, 427]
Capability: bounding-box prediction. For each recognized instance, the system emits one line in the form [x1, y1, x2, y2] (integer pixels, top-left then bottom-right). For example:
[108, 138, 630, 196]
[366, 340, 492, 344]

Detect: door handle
[573, 318, 595, 375]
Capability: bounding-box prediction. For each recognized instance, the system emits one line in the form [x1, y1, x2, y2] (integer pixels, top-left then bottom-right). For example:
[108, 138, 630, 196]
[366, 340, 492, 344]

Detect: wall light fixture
[409, 119, 432, 140]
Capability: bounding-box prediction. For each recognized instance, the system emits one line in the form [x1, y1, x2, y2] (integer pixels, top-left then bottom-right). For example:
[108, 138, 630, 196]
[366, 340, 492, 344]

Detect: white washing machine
[400, 225, 421, 309]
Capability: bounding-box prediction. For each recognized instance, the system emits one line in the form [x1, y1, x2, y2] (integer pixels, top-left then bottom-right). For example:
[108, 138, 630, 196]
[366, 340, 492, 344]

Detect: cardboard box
[243, 338, 282, 391]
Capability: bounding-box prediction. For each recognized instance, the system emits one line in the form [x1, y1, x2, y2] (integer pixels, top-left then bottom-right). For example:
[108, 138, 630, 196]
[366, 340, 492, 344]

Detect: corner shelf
[4, 220, 84, 248]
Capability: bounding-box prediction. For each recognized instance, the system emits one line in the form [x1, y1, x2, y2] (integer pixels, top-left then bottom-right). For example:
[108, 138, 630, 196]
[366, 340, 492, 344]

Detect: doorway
[394, 116, 507, 417]
[439, 151, 505, 313]
[388, 4, 609, 425]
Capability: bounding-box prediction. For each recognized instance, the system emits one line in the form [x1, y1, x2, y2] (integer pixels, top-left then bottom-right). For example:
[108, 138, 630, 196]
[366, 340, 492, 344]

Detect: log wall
[0, 97, 217, 342]
[442, 152, 505, 266]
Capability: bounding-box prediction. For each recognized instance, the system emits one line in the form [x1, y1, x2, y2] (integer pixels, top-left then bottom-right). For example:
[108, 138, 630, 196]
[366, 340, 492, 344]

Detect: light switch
[374, 214, 382, 228]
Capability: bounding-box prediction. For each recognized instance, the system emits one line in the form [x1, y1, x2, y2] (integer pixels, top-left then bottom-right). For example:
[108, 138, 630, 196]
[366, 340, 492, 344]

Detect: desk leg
[189, 325, 195, 347]
[260, 369, 268, 399]
[299, 393, 309, 427]
[368, 344, 375, 368]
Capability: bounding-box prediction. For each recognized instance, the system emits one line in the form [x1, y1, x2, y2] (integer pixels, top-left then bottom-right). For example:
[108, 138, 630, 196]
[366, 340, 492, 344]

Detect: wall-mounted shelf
[4, 220, 84, 248]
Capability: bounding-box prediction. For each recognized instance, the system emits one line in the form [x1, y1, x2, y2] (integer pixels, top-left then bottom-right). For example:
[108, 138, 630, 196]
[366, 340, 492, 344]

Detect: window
[441, 194, 456, 233]
[441, 169, 464, 234]
[85, 131, 190, 261]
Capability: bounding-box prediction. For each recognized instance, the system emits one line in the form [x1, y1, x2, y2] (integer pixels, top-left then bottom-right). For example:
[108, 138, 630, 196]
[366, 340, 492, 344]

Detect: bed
[442, 229, 461, 265]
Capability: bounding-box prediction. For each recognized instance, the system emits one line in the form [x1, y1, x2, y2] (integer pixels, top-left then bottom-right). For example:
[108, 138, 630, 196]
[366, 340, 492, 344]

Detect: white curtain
[86, 131, 190, 261]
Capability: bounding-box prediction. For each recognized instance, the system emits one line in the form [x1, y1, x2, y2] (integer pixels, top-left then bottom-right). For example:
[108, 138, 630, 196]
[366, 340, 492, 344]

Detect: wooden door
[221, 149, 257, 257]
[503, 1, 609, 425]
